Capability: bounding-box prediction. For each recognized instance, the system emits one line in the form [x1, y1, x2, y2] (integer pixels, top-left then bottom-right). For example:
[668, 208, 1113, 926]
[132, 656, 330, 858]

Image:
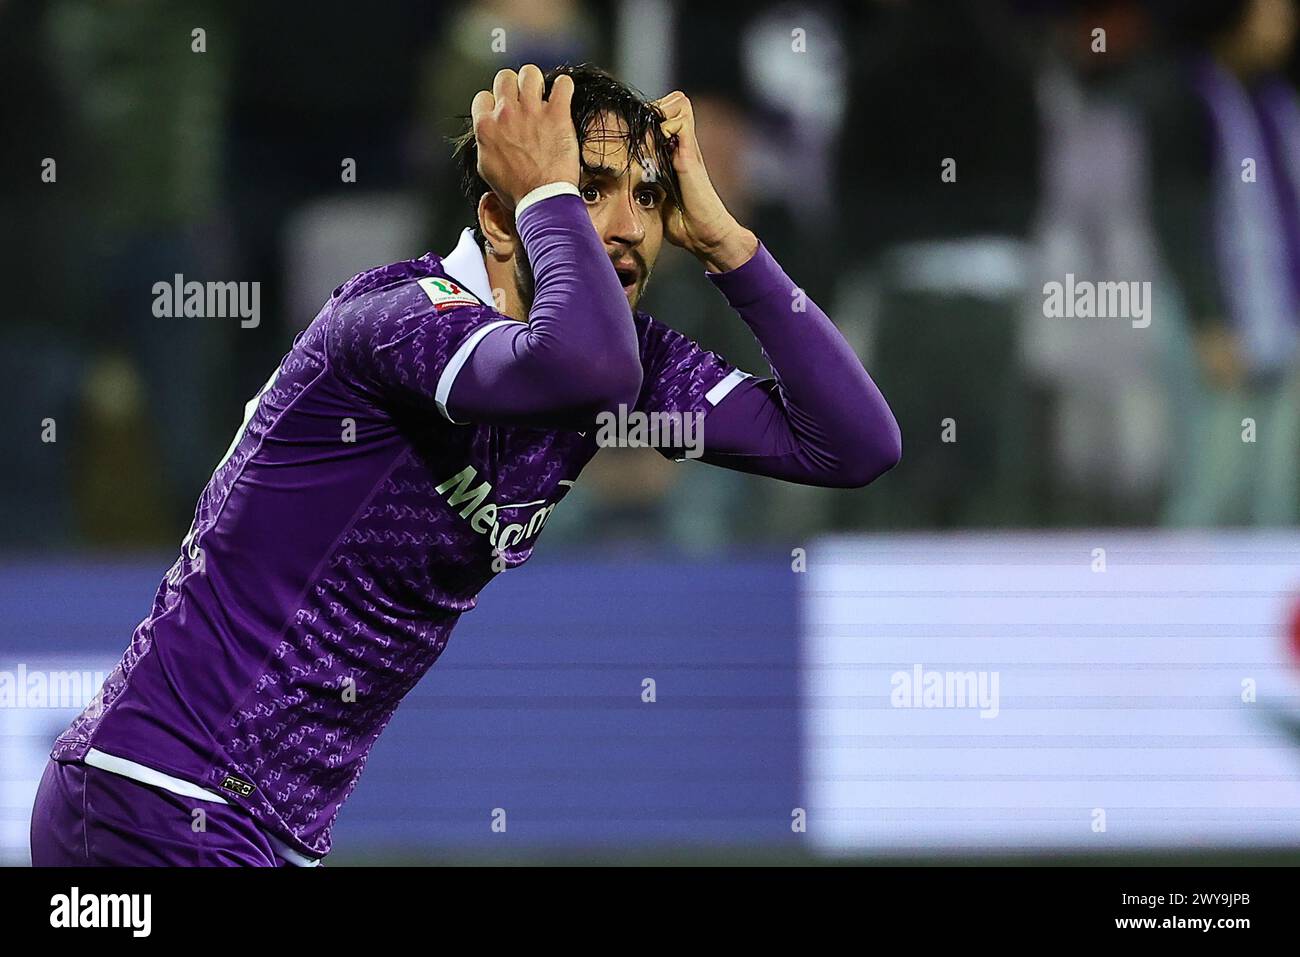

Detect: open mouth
[613, 264, 639, 290]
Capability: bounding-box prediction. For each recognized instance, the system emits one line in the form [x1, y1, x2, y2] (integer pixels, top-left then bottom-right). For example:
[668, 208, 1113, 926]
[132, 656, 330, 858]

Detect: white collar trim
[440, 228, 495, 306]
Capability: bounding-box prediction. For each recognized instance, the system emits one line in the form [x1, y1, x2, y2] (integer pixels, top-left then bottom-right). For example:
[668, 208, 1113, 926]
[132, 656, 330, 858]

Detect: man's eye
[580, 185, 600, 203]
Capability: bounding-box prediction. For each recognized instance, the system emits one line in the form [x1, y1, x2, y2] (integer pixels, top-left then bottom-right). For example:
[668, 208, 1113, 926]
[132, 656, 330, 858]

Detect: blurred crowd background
[5, 0, 1300, 554]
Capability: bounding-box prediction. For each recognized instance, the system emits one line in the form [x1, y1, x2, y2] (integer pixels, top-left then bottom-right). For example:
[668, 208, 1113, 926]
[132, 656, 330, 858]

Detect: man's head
[453, 64, 681, 312]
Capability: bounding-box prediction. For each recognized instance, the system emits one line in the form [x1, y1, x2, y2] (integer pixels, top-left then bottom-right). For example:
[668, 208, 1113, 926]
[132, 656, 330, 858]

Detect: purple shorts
[29, 758, 295, 867]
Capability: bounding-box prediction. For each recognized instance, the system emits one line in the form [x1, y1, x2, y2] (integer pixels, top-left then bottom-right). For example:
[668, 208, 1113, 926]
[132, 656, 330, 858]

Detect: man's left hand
[652, 91, 757, 272]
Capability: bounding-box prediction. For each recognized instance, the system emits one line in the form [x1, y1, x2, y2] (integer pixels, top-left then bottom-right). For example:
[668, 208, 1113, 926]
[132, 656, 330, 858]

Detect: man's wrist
[705, 240, 789, 310]
[515, 181, 581, 219]
[695, 224, 759, 274]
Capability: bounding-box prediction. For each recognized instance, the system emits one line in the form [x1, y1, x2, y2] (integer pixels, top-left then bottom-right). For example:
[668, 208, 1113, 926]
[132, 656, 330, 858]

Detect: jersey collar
[440, 228, 495, 307]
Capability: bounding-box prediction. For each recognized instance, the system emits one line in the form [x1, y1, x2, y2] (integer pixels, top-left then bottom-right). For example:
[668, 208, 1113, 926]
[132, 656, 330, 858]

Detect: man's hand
[652, 90, 757, 272]
[471, 65, 580, 211]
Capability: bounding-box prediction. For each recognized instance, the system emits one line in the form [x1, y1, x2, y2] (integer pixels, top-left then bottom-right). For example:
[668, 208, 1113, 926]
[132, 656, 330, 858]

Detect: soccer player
[29, 64, 901, 866]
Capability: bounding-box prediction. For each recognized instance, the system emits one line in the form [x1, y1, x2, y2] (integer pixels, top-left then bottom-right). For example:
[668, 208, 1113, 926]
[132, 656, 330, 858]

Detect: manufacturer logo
[219, 774, 255, 797]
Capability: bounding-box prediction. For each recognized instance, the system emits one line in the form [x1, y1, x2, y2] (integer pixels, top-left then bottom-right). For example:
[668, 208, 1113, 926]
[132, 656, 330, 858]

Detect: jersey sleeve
[326, 276, 516, 422]
[633, 313, 753, 458]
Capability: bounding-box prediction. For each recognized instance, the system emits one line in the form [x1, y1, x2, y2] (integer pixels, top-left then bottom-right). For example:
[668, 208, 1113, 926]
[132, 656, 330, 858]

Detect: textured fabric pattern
[50, 221, 738, 860]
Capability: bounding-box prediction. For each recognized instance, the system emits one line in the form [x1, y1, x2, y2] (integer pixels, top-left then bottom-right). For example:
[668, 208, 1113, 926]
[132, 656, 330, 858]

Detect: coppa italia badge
[418, 276, 480, 312]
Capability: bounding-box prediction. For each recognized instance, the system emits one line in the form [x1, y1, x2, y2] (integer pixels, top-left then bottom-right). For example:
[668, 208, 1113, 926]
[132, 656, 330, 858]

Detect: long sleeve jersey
[52, 193, 900, 861]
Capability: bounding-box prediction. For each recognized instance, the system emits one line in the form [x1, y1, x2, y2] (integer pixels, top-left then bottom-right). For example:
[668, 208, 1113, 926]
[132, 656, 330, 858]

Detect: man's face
[574, 113, 670, 309]
[507, 111, 671, 314]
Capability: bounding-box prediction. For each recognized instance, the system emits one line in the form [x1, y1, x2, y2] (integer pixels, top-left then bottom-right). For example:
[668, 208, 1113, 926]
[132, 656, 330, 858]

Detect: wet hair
[451, 63, 681, 245]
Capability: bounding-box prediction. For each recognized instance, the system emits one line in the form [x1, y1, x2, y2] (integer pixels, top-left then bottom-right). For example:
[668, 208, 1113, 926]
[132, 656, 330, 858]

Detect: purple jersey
[52, 223, 739, 860]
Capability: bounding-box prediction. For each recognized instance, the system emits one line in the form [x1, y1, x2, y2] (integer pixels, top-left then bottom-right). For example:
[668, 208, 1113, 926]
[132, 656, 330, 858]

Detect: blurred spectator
[220, 0, 435, 405]
[0, 1, 83, 547]
[45, 0, 231, 542]
[835, 0, 1042, 528]
[1019, 0, 1170, 526]
[707, 2, 862, 544]
[1150, 0, 1300, 525]
[9, 0, 1300, 554]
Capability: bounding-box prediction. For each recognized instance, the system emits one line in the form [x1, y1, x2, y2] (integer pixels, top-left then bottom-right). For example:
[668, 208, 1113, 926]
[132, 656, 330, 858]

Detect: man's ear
[477, 193, 518, 261]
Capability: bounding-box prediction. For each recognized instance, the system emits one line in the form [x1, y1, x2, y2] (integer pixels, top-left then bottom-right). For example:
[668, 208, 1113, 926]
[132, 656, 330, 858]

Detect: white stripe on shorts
[82, 747, 322, 866]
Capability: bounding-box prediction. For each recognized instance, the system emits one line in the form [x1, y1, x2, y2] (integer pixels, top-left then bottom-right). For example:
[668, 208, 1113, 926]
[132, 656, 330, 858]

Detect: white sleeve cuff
[705, 369, 752, 406]
[515, 181, 581, 219]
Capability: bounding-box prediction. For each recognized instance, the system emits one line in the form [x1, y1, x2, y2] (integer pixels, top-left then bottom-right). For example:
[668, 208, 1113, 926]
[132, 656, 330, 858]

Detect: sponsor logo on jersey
[434, 465, 566, 552]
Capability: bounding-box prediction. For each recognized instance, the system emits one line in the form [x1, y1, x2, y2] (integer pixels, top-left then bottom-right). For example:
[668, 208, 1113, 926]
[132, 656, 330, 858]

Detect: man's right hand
[471, 65, 579, 211]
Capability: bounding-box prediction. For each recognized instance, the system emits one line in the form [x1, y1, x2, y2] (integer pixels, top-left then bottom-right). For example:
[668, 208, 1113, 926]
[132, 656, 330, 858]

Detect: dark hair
[451, 63, 681, 244]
